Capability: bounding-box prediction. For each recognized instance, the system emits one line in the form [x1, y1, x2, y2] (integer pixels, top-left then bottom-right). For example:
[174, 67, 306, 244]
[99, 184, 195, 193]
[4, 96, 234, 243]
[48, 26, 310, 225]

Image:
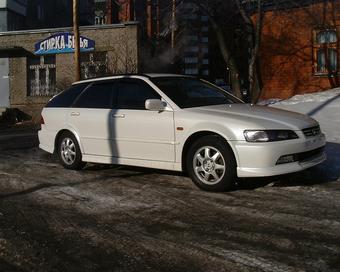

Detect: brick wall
[259, 1, 340, 99]
[0, 23, 138, 121]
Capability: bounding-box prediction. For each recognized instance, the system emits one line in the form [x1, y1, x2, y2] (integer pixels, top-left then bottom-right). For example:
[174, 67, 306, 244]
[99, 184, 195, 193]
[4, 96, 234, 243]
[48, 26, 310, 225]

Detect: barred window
[27, 55, 57, 96]
[313, 29, 338, 75]
[81, 52, 108, 79]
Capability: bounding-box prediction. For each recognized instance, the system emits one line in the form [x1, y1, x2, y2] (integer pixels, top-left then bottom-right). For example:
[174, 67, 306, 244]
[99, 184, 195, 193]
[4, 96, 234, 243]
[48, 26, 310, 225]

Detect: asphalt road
[0, 129, 339, 272]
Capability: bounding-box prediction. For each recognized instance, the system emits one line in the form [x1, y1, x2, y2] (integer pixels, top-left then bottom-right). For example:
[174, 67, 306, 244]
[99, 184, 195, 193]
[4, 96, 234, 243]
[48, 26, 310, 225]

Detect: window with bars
[27, 55, 57, 96]
[313, 29, 338, 75]
[81, 52, 108, 79]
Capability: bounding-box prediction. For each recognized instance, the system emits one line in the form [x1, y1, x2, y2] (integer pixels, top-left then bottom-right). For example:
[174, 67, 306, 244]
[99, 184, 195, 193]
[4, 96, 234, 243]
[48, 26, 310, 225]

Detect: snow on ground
[259, 88, 340, 180]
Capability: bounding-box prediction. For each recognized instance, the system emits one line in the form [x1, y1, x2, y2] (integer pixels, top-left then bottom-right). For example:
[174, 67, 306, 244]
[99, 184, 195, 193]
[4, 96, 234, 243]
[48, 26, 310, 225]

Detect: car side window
[116, 80, 161, 110]
[46, 83, 88, 108]
[73, 82, 115, 109]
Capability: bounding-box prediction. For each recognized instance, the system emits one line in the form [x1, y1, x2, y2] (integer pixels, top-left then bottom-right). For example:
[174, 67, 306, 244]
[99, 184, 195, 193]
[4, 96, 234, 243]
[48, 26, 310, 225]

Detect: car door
[68, 81, 115, 157]
[111, 79, 175, 162]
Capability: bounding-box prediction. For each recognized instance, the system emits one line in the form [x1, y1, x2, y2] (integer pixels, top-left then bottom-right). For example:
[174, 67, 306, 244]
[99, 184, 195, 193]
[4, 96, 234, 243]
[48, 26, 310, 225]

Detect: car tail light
[40, 115, 45, 125]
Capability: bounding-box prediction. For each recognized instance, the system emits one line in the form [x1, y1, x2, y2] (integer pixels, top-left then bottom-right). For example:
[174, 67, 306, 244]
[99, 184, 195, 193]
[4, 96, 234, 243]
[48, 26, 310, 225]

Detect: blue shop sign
[34, 32, 95, 55]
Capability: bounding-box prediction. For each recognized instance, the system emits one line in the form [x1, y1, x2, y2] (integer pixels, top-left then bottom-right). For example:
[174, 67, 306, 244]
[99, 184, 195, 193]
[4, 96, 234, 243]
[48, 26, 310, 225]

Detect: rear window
[46, 83, 88, 108]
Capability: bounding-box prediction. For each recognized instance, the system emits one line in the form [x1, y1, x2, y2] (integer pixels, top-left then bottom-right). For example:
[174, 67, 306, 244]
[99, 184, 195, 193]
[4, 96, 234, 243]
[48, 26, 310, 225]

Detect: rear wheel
[57, 132, 86, 170]
[187, 135, 236, 191]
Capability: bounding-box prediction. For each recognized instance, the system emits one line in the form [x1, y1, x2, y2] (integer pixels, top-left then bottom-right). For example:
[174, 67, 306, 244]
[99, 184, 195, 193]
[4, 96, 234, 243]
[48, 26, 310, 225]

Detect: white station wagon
[39, 74, 326, 191]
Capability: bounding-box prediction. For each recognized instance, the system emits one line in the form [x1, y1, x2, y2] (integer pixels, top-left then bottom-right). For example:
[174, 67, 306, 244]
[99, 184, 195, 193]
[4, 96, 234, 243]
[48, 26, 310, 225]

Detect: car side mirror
[145, 99, 167, 111]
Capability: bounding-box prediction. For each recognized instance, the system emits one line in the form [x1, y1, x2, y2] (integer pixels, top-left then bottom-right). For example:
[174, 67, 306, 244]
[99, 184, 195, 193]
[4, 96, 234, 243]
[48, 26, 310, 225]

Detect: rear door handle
[112, 114, 125, 118]
[70, 112, 80, 116]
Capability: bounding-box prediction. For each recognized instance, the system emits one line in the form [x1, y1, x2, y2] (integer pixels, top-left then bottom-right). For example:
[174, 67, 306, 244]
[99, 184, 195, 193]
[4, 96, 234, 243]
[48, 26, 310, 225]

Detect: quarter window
[46, 83, 88, 108]
[116, 80, 161, 110]
[314, 29, 338, 75]
[73, 82, 115, 109]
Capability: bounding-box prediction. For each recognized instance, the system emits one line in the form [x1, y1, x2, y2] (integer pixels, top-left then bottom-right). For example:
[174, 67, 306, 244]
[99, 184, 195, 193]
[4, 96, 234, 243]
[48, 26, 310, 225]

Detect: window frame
[46, 83, 89, 108]
[313, 29, 339, 76]
[80, 51, 108, 80]
[72, 80, 117, 109]
[27, 55, 57, 97]
[114, 78, 162, 110]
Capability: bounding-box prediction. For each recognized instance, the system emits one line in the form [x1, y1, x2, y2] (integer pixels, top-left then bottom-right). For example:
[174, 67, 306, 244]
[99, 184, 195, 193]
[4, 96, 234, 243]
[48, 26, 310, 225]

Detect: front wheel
[57, 132, 86, 170]
[187, 136, 236, 192]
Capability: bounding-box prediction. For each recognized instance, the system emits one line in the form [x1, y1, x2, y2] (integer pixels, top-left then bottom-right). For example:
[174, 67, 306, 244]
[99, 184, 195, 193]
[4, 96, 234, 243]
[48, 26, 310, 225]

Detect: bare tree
[186, 0, 264, 100]
[235, 0, 263, 103]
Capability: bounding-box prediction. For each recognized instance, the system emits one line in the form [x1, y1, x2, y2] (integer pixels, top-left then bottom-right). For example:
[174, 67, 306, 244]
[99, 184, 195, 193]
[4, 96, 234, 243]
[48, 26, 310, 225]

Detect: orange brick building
[259, 0, 340, 99]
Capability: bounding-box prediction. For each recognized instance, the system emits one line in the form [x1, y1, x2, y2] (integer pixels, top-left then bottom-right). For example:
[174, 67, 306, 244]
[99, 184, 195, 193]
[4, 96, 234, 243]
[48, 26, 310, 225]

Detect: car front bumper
[235, 133, 326, 178]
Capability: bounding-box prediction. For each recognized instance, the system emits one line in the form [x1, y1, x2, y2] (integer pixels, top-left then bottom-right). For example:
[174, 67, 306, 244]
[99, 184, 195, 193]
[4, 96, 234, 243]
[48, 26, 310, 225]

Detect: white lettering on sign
[68, 35, 73, 49]
[35, 33, 95, 54]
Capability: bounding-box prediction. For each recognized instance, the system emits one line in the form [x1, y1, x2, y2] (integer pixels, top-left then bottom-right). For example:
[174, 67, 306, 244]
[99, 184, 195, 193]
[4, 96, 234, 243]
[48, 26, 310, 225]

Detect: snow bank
[259, 89, 340, 181]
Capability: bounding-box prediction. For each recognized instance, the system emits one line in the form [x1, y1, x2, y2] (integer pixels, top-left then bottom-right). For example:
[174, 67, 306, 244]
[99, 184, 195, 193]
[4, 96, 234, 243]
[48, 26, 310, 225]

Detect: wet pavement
[0, 129, 339, 271]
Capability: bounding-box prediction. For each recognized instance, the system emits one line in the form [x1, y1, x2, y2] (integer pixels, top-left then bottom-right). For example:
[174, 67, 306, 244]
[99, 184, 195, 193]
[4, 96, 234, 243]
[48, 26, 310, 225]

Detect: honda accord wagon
[39, 74, 326, 191]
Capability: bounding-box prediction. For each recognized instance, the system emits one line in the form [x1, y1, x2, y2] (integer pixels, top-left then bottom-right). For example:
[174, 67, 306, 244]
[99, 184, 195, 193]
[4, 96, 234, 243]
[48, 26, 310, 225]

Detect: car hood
[185, 104, 318, 130]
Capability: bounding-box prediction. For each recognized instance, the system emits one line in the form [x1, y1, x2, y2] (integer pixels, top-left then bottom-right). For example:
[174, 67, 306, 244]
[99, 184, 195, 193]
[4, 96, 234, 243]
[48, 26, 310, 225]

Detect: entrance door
[0, 58, 10, 108]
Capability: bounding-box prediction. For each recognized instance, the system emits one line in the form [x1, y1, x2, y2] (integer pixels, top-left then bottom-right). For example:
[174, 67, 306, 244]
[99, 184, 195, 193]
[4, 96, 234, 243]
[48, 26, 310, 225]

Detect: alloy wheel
[60, 137, 77, 165]
[193, 146, 226, 185]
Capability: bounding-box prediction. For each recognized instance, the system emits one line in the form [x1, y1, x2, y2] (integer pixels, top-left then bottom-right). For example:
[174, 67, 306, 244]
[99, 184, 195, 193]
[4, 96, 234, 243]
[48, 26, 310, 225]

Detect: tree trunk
[251, 64, 262, 103]
[230, 70, 242, 98]
[236, 0, 263, 103]
[210, 18, 242, 98]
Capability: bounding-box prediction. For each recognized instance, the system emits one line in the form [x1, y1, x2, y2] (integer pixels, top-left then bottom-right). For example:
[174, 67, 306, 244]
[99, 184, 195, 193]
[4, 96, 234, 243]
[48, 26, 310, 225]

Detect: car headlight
[244, 130, 299, 142]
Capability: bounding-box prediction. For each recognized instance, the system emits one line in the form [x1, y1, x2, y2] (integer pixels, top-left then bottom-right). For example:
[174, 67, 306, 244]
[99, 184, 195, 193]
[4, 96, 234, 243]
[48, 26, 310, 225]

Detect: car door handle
[112, 114, 125, 118]
[70, 112, 80, 116]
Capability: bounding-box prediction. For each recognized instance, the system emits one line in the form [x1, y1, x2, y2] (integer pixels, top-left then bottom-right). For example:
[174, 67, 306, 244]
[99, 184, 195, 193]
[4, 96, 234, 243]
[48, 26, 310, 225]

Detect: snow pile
[260, 88, 340, 181]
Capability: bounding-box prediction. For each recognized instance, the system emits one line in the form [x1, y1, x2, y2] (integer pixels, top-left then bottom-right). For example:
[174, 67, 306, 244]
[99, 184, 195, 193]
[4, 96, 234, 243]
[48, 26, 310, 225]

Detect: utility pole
[171, 0, 176, 49]
[73, 0, 81, 81]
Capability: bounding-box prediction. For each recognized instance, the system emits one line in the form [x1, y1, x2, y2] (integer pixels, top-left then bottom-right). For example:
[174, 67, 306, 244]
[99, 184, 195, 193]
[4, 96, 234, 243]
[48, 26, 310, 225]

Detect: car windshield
[151, 77, 242, 108]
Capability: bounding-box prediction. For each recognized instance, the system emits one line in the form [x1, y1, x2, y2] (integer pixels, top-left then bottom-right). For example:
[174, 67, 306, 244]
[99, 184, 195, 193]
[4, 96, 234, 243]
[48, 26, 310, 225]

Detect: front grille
[295, 147, 325, 162]
[302, 126, 321, 137]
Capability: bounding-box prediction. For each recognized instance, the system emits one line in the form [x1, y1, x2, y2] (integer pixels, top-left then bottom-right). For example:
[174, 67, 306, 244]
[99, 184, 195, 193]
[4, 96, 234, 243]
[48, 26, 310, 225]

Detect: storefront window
[81, 52, 108, 79]
[27, 55, 57, 96]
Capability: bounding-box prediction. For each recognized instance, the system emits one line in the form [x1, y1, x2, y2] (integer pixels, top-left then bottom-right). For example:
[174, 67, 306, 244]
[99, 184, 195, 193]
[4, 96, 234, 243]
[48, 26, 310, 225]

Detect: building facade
[0, 23, 138, 121]
[113, 0, 228, 83]
[0, 0, 27, 108]
[178, 2, 211, 78]
[25, 0, 95, 29]
[258, 0, 340, 99]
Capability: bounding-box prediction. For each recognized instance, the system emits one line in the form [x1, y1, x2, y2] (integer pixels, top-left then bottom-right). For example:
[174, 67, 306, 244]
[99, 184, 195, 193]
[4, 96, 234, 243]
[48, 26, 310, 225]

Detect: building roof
[0, 22, 139, 37]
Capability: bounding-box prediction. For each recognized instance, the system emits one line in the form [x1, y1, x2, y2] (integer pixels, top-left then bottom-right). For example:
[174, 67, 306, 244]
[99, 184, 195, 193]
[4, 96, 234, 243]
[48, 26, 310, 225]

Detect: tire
[57, 132, 86, 170]
[187, 135, 236, 192]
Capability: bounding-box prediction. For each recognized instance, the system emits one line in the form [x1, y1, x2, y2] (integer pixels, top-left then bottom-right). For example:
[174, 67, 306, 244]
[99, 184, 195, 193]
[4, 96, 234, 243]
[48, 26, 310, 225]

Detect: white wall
[0, 58, 10, 108]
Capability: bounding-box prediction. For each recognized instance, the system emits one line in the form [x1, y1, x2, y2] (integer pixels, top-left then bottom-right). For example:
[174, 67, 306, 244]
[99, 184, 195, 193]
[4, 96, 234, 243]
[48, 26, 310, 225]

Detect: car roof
[72, 73, 194, 85]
